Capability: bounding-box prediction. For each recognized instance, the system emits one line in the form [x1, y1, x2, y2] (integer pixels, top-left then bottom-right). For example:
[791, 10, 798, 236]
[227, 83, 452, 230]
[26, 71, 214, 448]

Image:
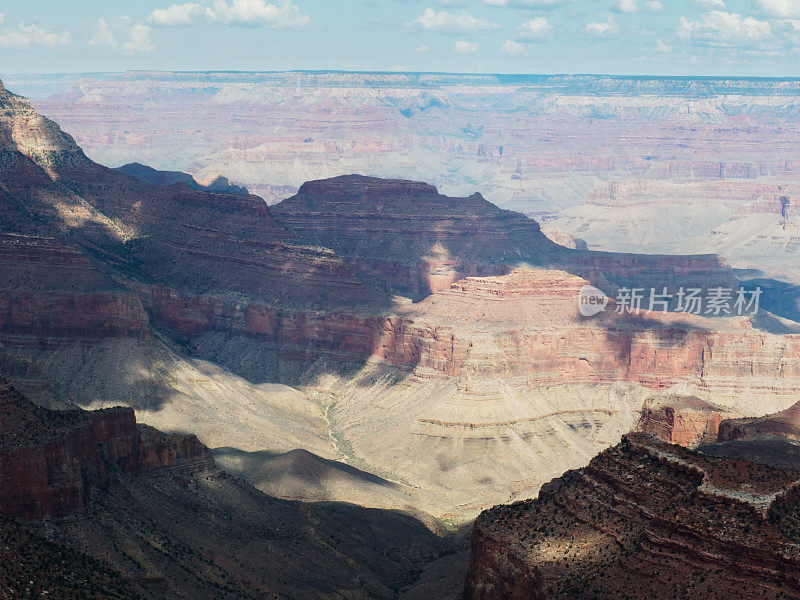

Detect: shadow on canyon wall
[740, 277, 800, 323]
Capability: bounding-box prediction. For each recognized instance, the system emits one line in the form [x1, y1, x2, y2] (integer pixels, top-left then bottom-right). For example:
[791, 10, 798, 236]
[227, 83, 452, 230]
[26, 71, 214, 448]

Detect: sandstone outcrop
[637, 395, 728, 448]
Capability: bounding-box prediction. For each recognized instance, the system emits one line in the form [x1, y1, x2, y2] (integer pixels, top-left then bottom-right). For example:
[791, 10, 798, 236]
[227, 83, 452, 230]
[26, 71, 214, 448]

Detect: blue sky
[2, 0, 800, 75]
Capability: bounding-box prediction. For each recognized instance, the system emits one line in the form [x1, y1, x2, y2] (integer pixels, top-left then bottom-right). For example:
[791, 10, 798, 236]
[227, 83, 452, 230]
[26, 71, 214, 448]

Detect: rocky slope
[464, 433, 800, 600]
[0, 377, 452, 599]
[0, 514, 140, 600]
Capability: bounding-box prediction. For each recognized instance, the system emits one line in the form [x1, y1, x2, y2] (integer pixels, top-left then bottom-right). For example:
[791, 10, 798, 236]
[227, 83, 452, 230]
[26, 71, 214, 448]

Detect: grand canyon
[2, 64, 800, 598]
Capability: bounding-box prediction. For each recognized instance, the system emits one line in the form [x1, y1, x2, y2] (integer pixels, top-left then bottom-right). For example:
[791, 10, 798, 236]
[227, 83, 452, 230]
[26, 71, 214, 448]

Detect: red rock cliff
[0, 379, 212, 520]
[0, 234, 150, 344]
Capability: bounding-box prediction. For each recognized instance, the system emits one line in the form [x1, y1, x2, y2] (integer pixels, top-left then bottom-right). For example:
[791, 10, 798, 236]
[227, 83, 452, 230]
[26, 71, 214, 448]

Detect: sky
[2, 0, 800, 76]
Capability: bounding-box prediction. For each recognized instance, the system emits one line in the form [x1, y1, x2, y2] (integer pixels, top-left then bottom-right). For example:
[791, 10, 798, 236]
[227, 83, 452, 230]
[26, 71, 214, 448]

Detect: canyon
[2, 74, 800, 597]
[2, 77, 800, 526]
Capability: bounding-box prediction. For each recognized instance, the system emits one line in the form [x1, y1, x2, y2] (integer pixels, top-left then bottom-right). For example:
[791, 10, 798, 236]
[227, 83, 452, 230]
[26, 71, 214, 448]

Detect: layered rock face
[0, 234, 150, 344]
[272, 175, 736, 300]
[0, 81, 376, 313]
[0, 378, 211, 519]
[383, 268, 800, 400]
[272, 175, 560, 298]
[309, 267, 800, 518]
[19, 71, 800, 284]
[464, 433, 800, 600]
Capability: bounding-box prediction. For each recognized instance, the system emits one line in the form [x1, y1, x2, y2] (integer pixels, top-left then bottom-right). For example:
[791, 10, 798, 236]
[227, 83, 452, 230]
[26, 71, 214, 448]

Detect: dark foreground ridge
[0, 378, 452, 599]
[464, 433, 800, 600]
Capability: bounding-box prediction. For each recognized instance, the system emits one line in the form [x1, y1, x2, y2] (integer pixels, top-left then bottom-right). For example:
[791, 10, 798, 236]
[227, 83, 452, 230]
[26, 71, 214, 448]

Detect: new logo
[578, 285, 609, 317]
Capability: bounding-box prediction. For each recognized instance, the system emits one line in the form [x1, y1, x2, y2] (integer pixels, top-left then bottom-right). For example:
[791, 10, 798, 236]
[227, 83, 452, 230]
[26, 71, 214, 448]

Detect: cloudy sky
[3, 0, 800, 75]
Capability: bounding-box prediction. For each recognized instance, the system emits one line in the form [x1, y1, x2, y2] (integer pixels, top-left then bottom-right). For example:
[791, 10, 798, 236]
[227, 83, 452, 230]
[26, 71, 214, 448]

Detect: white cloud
[88, 18, 155, 53]
[123, 24, 154, 53]
[754, 0, 800, 18]
[484, 0, 571, 7]
[586, 16, 618, 36]
[149, 3, 206, 26]
[692, 0, 726, 8]
[0, 13, 5, 25]
[644, 1, 663, 12]
[414, 44, 429, 52]
[89, 18, 118, 49]
[454, 39, 479, 53]
[0, 23, 71, 49]
[149, 0, 311, 29]
[611, 0, 637, 13]
[502, 39, 528, 55]
[678, 11, 771, 46]
[211, 0, 310, 27]
[519, 16, 552, 38]
[414, 8, 499, 32]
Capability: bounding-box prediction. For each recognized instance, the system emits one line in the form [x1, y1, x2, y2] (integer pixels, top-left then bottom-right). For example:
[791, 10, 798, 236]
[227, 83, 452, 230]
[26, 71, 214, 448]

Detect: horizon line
[5, 69, 800, 82]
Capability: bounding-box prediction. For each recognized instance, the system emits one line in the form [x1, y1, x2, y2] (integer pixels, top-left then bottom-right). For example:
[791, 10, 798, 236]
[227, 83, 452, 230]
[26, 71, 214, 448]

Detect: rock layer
[272, 174, 559, 298]
[0, 234, 150, 344]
